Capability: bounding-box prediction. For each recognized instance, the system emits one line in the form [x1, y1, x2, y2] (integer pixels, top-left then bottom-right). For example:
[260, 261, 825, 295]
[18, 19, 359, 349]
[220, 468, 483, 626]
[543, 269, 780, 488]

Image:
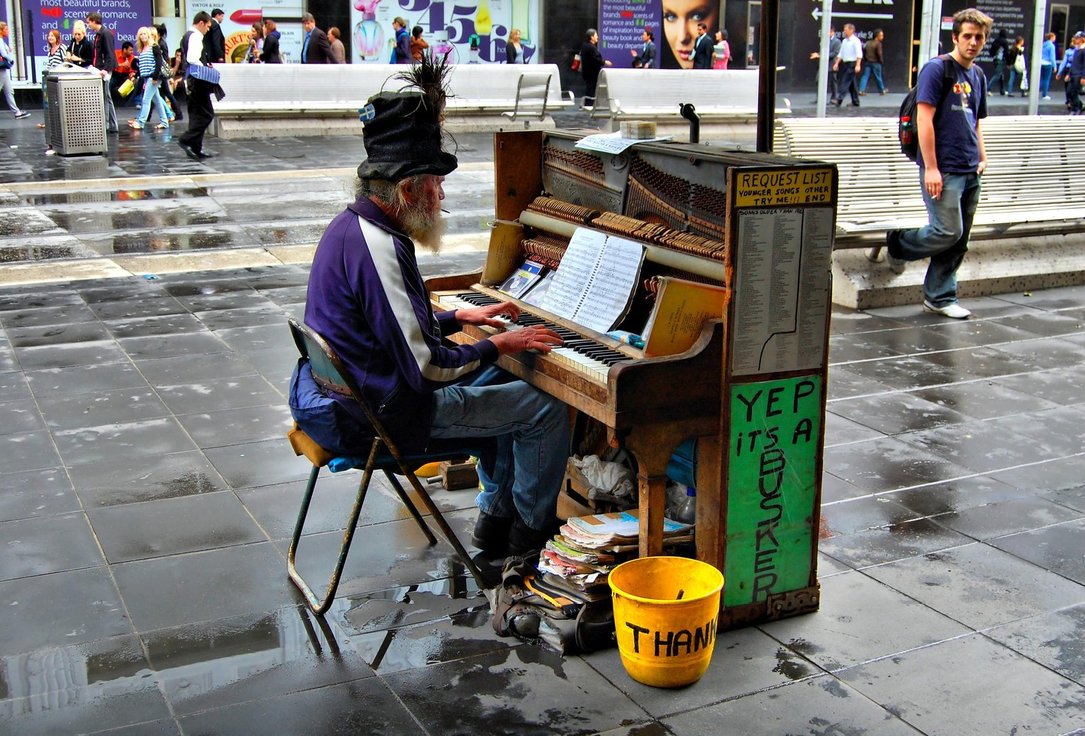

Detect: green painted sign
[724, 376, 820, 608]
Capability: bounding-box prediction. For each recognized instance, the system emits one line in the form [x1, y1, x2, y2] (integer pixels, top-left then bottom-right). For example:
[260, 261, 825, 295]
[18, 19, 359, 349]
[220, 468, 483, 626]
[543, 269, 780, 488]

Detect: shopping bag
[118, 77, 135, 97]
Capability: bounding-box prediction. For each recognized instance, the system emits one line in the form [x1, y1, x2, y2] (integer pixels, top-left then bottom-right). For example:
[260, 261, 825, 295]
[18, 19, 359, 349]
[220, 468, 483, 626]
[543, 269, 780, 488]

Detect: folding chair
[286, 317, 486, 614]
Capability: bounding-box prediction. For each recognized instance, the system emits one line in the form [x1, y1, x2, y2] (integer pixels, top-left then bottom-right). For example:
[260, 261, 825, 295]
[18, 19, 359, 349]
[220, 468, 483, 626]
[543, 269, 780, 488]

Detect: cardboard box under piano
[430, 130, 836, 630]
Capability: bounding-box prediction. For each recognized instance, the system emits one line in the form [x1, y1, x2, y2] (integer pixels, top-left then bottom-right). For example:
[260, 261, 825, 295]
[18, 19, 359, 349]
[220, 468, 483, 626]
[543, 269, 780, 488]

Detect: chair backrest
[510, 72, 551, 120]
[288, 317, 380, 428]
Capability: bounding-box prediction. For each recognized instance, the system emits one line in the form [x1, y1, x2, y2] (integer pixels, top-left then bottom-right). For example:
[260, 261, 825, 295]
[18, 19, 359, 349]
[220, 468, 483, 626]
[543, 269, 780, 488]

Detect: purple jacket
[302, 197, 498, 450]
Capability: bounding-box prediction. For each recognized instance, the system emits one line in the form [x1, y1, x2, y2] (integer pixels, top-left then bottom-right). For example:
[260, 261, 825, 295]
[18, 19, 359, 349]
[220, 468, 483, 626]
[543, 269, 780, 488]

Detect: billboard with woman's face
[599, 0, 722, 69]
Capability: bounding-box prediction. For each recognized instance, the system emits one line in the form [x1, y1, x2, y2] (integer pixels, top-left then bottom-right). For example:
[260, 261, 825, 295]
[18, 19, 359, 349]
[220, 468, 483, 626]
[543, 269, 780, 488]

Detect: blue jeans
[897, 171, 981, 307]
[1008, 67, 1027, 94]
[137, 79, 169, 125]
[859, 62, 884, 93]
[430, 367, 568, 531]
[1040, 64, 1053, 97]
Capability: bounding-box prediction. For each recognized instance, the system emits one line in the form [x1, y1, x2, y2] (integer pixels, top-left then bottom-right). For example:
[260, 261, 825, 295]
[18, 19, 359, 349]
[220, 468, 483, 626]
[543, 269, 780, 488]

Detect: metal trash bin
[46, 66, 107, 156]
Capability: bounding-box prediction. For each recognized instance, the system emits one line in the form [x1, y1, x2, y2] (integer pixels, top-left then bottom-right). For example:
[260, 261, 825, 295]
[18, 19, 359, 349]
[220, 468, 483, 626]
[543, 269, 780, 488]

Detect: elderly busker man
[291, 58, 570, 562]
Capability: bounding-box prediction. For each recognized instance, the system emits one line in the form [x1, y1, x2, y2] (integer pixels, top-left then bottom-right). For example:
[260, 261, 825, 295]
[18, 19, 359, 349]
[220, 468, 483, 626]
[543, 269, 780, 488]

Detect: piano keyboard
[437, 291, 633, 384]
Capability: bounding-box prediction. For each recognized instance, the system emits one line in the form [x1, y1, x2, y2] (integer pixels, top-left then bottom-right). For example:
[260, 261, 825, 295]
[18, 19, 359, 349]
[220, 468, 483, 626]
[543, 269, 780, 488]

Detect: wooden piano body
[431, 130, 837, 628]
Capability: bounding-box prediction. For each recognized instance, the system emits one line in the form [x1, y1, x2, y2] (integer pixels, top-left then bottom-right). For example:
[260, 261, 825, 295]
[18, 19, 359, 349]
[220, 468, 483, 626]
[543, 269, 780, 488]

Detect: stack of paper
[536, 510, 694, 603]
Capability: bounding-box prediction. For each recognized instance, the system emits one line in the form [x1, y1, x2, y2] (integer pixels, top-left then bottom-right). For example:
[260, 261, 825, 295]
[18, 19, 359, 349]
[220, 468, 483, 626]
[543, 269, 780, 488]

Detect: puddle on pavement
[85, 230, 257, 255]
[21, 187, 210, 205]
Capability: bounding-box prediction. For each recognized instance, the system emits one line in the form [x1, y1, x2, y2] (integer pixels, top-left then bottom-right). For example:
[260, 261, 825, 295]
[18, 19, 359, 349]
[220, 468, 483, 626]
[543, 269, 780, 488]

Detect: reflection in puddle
[22, 188, 210, 205]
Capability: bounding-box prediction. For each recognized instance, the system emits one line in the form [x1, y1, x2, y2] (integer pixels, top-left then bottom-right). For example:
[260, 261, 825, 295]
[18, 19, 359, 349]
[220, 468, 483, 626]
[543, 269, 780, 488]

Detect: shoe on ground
[1042, 95, 1052, 100]
[507, 516, 559, 558]
[833, 98, 842, 107]
[858, 91, 866, 96]
[881, 89, 890, 94]
[195, 150, 214, 159]
[923, 300, 971, 319]
[176, 140, 201, 161]
[885, 230, 907, 274]
[851, 102, 861, 107]
[471, 511, 513, 557]
[14, 111, 30, 119]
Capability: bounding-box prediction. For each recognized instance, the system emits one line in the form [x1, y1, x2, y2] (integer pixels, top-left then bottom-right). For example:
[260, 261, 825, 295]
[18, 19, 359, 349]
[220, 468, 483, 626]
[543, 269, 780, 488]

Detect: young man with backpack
[883, 8, 992, 319]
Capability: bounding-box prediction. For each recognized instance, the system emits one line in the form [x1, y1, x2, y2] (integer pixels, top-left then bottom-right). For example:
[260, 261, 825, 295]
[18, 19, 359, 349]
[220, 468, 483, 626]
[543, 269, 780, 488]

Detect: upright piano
[430, 130, 837, 627]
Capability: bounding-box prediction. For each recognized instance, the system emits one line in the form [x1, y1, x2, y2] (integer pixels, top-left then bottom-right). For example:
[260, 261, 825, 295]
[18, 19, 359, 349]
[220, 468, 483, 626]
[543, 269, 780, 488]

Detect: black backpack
[899, 55, 956, 161]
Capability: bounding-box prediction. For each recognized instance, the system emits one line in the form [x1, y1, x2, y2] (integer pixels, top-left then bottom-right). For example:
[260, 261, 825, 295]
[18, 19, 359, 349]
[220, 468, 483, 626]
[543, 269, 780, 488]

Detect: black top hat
[356, 58, 458, 182]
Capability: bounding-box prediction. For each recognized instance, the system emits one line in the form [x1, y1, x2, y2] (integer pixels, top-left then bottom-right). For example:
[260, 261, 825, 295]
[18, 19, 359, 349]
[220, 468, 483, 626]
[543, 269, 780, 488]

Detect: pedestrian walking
[833, 24, 862, 106]
[859, 29, 888, 94]
[882, 8, 993, 320]
[86, 12, 119, 132]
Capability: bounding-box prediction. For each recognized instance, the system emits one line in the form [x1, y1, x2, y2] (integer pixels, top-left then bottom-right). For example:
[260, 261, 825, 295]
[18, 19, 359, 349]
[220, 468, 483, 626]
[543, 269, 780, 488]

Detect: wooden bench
[211, 63, 570, 138]
[589, 68, 791, 141]
[772, 116, 1085, 308]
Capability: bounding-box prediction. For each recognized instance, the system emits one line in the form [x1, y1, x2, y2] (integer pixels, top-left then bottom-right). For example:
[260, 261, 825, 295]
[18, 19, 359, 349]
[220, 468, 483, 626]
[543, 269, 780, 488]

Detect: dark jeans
[1070, 75, 1084, 113]
[989, 59, 1008, 94]
[179, 78, 215, 152]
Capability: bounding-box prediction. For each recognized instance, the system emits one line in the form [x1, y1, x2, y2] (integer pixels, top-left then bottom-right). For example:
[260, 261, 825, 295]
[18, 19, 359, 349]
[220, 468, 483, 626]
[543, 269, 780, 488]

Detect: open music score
[538, 228, 645, 334]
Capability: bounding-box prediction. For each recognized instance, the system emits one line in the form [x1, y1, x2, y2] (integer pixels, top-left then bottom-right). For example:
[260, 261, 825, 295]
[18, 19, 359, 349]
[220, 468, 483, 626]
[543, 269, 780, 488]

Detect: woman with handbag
[128, 27, 171, 130]
[1007, 36, 1027, 97]
[155, 24, 181, 121]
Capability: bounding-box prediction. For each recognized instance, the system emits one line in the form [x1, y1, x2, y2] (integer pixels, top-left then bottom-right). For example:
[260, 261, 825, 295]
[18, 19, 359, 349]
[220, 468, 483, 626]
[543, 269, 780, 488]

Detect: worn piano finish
[431, 130, 837, 628]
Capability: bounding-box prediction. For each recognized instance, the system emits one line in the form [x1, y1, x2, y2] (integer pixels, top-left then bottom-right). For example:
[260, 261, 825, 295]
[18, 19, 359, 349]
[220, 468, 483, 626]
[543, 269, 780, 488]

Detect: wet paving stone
[895, 419, 1063, 476]
[204, 437, 311, 489]
[144, 605, 375, 716]
[822, 435, 975, 494]
[993, 364, 1085, 406]
[382, 645, 647, 736]
[984, 602, 1085, 684]
[133, 350, 255, 386]
[177, 677, 422, 735]
[761, 571, 970, 672]
[0, 567, 132, 655]
[988, 518, 1085, 585]
[863, 542, 1085, 629]
[6, 321, 112, 348]
[103, 313, 207, 338]
[0, 635, 170, 736]
[0, 430, 62, 474]
[13, 340, 128, 370]
[37, 386, 171, 430]
[72, 450, 229, 508]
[52, 417, 199, 468]
[175, 404, 293, 449]
[0, 466, 79, 522]
[910, 378, 1060, 420]
[836, 633, 1085, 736]
[828, 390, 970, 435]
[0, 512, 104, 580]
[0, 302, 98, 329]
[89, 491, 267, 563]
[112, 542, 295, 632]
[117, 331, 232, 360]
[662, 675, 924, 736]
[154, 374, 282, 415]
[0, 398, 46, 435]
[880, 475, 1030, 518]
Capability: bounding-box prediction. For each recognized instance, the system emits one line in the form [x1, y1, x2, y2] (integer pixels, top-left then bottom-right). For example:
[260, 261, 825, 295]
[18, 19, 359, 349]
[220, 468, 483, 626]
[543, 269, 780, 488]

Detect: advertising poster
[598, 0, 722, 70]
[183, 0, 303, 62]
[348, 0, 540, 65]
[24, 0, 153, 79]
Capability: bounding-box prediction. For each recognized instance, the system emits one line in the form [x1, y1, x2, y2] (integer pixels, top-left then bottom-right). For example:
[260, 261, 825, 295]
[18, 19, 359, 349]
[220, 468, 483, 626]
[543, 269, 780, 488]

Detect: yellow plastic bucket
[608, 556, 724, 688]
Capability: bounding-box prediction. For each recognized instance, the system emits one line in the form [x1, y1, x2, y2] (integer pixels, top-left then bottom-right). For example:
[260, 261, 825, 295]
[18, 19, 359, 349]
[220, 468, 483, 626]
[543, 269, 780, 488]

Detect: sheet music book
[539, 227, 645, 333]
[642, 276, 727, 357]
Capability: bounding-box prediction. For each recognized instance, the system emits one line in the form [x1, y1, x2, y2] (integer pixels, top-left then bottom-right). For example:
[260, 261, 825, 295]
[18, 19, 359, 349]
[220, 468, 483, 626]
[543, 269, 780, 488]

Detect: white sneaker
[1042, 95, 1052, 100]
[923, 300, 971, 319]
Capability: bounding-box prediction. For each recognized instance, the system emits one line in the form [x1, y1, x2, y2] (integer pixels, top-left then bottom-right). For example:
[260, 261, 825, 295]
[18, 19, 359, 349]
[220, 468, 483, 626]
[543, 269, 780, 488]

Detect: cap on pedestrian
[1074, 31, 1085, 39]
[356, 55, 458, 182]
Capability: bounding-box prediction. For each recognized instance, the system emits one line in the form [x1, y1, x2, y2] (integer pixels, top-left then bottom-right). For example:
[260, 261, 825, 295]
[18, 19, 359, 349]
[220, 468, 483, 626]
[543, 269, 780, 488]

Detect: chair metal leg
[395, 466, 488, 590]
[382, 469, 438, 545]
[288, 439, 381, 615]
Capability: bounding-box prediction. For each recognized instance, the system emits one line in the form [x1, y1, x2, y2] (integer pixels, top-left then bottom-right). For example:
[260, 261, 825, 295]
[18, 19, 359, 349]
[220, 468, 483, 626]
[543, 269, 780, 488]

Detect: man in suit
[631, 28, 656, 68]
[85, 12, 118, 132]
[301, 13, 336, 64]
[203, 8, 225, 63]
[692, 23, 713, 69]
[177, 12, 216, 161]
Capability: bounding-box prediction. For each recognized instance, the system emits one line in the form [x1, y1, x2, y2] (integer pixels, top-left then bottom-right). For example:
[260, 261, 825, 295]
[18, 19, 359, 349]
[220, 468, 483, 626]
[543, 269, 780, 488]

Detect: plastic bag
[571, 53, 581, 72]
[118, 77, 135, 97]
